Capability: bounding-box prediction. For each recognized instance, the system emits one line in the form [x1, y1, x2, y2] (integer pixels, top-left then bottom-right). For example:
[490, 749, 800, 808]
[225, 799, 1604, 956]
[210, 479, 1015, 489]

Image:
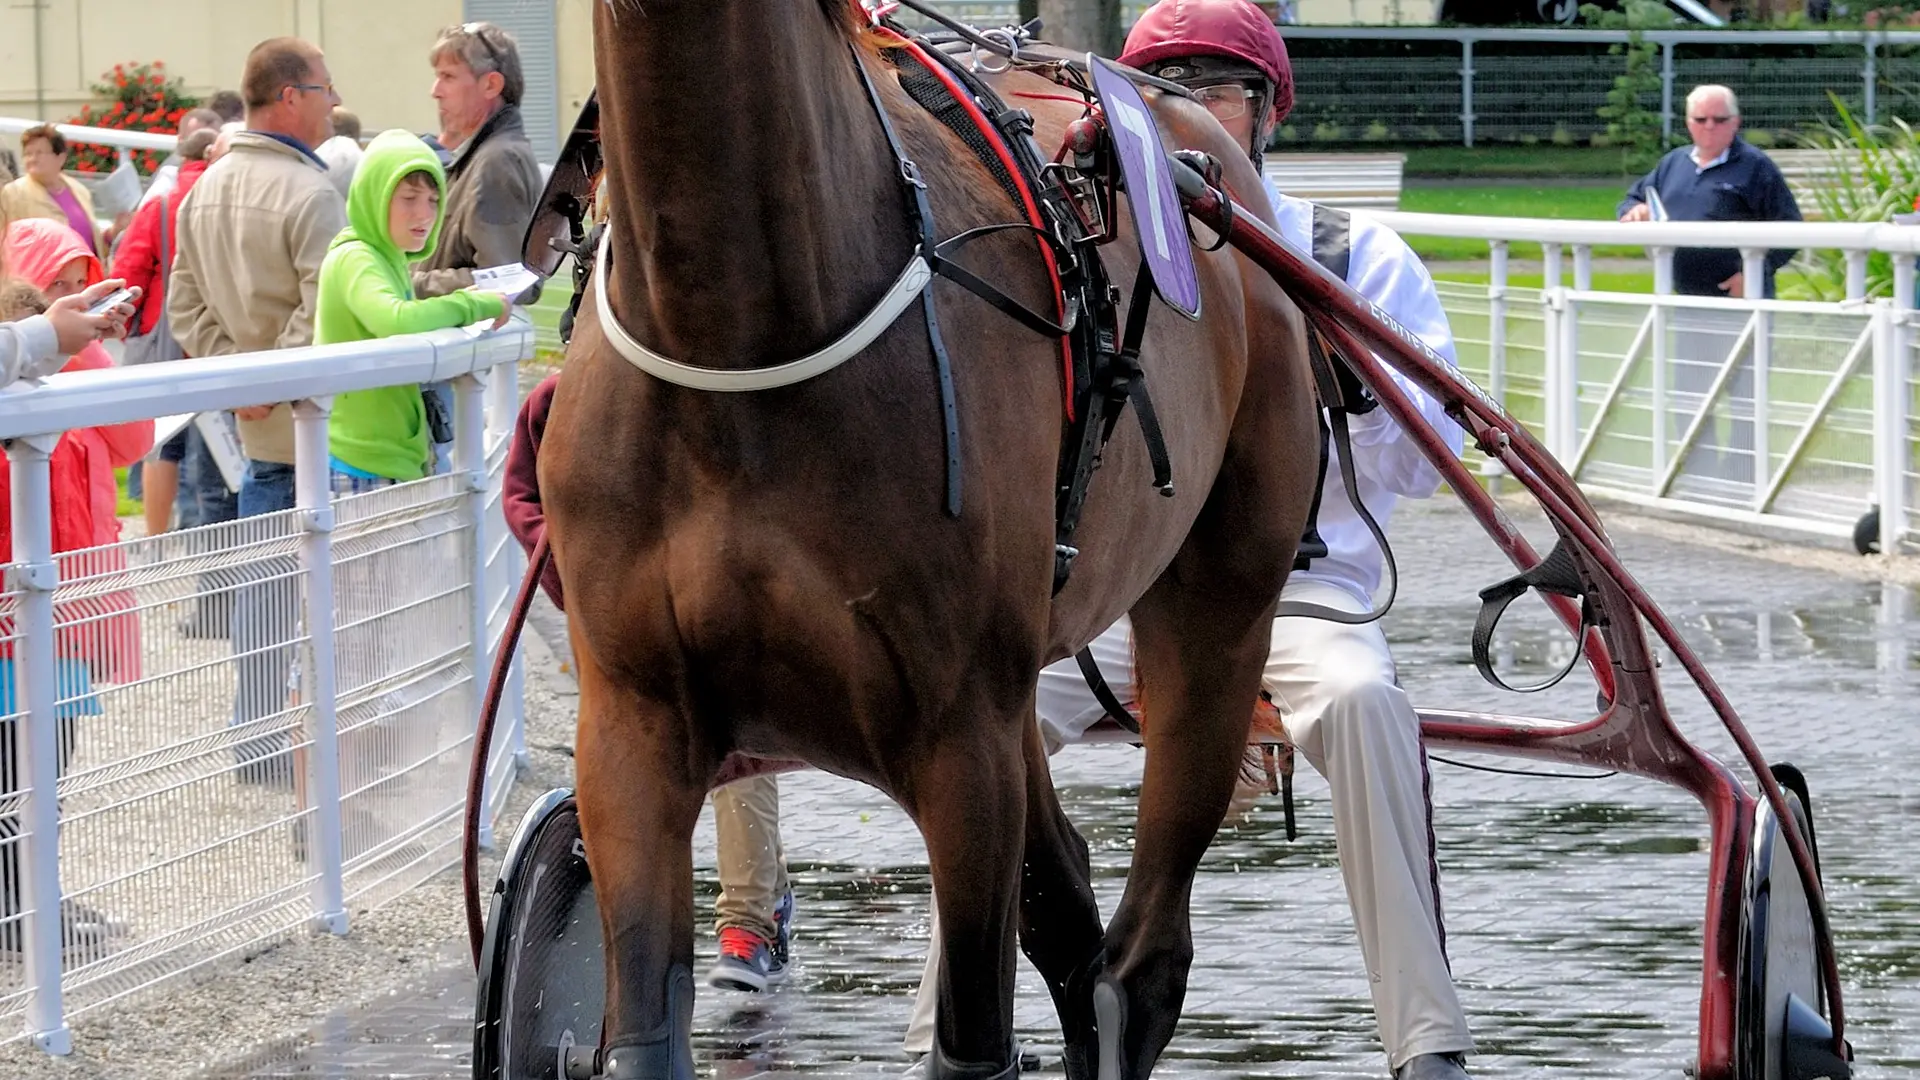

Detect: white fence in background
[1373, 212, 1919, 553]
[0, 322, 532, 1052]
[0, 117, 176, 171]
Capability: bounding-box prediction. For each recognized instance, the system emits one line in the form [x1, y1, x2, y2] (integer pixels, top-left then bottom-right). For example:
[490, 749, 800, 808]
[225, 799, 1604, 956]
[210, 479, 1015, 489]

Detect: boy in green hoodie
[318, 129, 509, 493]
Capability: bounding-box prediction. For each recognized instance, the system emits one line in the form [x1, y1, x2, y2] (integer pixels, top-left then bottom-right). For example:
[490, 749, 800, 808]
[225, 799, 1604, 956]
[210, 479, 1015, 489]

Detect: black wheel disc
[1736, 777, 1846, 1080]
[474, 790, 605, 1080]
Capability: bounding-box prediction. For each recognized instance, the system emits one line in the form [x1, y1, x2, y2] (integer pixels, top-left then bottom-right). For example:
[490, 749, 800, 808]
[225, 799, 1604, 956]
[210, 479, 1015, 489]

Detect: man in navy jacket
[1618, 84, 1799, 483]
[1618, 84, 1801, 297]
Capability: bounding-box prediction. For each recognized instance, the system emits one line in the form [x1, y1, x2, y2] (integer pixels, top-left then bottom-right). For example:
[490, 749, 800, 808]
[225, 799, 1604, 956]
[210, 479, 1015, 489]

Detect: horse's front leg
[903, 710, 1030, 1080]
[573, 634, 713, 1080]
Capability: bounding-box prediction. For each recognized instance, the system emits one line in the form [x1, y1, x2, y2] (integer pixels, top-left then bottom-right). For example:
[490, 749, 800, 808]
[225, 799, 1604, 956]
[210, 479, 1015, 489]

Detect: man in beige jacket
[169, 35, 345, 786]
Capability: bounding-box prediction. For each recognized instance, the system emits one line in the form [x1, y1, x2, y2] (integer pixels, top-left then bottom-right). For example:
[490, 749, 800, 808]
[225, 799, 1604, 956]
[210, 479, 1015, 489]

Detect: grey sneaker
[707, 926, 785, 993]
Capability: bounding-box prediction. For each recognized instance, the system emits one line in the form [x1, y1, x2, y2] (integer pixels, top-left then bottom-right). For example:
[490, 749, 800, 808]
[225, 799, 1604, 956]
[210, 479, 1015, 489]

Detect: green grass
[1432, 267, 1818, 297]
[1399, 183, 1639, 262]
[1434, 268, 1657, 293]
[1402, 145, 1640, 181]
[113, 467, 141, 518]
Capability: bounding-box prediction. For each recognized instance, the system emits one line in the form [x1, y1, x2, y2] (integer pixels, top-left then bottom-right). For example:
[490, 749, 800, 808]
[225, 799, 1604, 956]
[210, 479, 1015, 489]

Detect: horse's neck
[593, 4, 911, 367]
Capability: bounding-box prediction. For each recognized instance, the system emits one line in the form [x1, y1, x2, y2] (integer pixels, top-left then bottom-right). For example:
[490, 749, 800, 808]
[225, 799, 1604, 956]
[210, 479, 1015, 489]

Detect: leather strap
[851, 45, 964, 517]
[1076, 646, 1140, 735]
[1470, 537, 1592, 693]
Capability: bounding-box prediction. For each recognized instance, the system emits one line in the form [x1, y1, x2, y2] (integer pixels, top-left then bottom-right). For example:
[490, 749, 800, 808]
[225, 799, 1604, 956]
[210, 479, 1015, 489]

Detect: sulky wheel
[474, 789, 606, 1080]
[1734, 765, 1851, 1080]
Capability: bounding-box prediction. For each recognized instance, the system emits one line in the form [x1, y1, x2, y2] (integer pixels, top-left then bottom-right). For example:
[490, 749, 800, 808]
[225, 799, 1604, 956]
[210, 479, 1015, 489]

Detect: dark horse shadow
[536, 3, 1318, 1078]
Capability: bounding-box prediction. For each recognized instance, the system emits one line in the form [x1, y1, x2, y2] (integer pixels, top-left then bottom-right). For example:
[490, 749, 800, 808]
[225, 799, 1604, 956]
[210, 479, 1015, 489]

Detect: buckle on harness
[1054, 543, 1080, 582]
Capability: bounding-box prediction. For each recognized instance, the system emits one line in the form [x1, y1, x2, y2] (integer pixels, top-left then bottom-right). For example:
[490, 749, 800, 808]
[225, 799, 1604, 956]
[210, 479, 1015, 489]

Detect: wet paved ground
[202, 499, 1919, 1079]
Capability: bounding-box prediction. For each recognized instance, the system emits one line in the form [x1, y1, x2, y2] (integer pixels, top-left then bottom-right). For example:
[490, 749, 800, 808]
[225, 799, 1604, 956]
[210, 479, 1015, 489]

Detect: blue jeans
[230, 461, 299, 768]
[179, 426, 239, 530]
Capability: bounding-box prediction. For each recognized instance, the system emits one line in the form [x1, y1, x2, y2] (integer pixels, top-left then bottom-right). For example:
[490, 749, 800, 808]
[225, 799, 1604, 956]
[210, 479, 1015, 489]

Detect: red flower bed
[63, 62, 202, 176]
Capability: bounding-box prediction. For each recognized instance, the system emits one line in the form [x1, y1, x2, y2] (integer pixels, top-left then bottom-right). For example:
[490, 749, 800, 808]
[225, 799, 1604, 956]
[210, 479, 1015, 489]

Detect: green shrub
[1582, 0, 1676, 173]
[1781, 95, 1920, 301]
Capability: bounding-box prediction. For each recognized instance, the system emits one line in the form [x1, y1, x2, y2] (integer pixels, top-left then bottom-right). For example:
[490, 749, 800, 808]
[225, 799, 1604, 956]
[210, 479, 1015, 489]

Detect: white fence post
[454, 372, 498, 847]
[1651, 247, 1674, 486]
[483, 360, 529, 772]
[5, 435, 70, 1056]
[1882, 257, 1914, 553]
[292, 399, 348, 936]
[1486, 240, 1508, 484]
[1744, 249, 1770, 503]
[1846, 251, 1869, 301]
[1543, 243, 1577, 462]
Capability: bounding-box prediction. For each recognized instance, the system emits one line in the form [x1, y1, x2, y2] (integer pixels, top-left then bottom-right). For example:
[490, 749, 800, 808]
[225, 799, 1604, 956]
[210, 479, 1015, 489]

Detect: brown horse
[539, 3, 1317, 1078]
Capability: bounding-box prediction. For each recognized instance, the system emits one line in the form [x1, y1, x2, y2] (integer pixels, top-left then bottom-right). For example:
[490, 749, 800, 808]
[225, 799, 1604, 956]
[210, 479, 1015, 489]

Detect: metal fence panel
[329, 478, 477, 910]
[45, 510, 317, 1018]
[1673, 52, 1866, 133]
[1284, 52, 1464, 144]
[1906, 332, 1920, 545]
[0, 575, 35, 1030]
[0, 328, 528, 1049]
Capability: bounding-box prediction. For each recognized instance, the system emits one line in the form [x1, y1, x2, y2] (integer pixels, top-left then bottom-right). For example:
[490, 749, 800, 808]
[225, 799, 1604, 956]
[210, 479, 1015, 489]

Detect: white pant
[905, 577, 1473, 1070]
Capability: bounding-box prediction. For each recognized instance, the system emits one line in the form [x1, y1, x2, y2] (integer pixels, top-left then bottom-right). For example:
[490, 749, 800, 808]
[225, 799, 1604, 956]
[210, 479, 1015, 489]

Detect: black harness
[525, 23, 1183, 596]
[1076, 207, 1367, 734]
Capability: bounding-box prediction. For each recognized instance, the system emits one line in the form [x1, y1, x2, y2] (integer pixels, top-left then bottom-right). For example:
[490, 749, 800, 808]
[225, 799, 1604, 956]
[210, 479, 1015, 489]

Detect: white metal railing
[0, 321, 531, 1052]
[1373, 212, 1916, 553]
[0, 118, 177, 173]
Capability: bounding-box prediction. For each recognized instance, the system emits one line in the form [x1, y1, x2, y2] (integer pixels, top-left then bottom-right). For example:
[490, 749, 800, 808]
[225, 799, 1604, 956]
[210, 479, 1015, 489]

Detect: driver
[900, 3, 1472, 1079]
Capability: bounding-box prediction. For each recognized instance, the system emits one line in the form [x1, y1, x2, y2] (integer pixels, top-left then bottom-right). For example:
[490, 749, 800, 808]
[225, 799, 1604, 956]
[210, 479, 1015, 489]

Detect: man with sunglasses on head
[898, 4, 1469, 1079]
[414, 21, 543, 300]
[1618, 85, 1799, 484]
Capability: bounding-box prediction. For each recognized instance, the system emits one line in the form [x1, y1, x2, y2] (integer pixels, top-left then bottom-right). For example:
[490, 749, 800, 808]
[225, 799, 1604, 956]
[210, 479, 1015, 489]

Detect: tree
[1038, 0, 1122, 55]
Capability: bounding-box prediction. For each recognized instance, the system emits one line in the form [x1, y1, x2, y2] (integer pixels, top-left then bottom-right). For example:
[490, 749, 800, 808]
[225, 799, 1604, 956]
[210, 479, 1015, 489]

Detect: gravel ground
[0, 593, 582, 1080]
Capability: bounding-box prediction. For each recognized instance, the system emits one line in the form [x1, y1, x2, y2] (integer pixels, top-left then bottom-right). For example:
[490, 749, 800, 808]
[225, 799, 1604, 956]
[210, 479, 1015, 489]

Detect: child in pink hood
[1, 218, 154, 691]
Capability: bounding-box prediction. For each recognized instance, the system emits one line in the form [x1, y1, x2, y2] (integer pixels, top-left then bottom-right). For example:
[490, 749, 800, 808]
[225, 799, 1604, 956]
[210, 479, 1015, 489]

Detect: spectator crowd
[0, 22, 538, 949]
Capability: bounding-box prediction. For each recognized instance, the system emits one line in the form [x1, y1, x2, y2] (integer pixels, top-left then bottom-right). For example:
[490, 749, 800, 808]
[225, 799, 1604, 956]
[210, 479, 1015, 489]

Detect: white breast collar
[591, 225, 932, 392]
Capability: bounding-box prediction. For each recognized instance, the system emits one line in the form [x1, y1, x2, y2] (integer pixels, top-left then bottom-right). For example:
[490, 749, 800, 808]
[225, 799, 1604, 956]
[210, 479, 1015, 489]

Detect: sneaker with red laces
[708, 925, 785, 993]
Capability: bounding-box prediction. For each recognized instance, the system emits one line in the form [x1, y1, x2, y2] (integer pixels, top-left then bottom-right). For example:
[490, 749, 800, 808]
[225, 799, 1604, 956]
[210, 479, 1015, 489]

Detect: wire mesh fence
[1906, 336, 1920, 544]
[888, 14, 1920, 148]
[0, 575, 36, 1026]
[0, 367, 525, 1048]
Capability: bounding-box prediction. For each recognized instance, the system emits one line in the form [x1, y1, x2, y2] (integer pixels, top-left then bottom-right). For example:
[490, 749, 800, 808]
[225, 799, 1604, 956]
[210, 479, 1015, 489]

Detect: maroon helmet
[1120, 0, 1295, 129]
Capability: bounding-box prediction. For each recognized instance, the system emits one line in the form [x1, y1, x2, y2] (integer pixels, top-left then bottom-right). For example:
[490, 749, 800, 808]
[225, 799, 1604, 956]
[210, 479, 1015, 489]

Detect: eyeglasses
[1192, 83, 1257, 121]
[289, 81, 336, 97]
[1689, 114, 1733, 125]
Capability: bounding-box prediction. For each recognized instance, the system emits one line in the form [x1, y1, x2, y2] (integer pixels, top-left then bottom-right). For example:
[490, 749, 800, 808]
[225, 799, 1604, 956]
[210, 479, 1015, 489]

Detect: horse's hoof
[1059, 950, 1108, 1080]
[1092, 977, 1129, 1080]
[598, 964, 696, 1080]
[926, 1040, 1021, 1080]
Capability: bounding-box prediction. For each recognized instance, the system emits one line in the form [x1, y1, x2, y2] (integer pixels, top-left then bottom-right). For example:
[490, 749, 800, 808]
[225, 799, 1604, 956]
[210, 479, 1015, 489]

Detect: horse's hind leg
[572, 639, 713, 1080]
[906, 721, 1030, 1080]
[1093, 571, 1279, 1080]
[1013, 716, 1107, 1080]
